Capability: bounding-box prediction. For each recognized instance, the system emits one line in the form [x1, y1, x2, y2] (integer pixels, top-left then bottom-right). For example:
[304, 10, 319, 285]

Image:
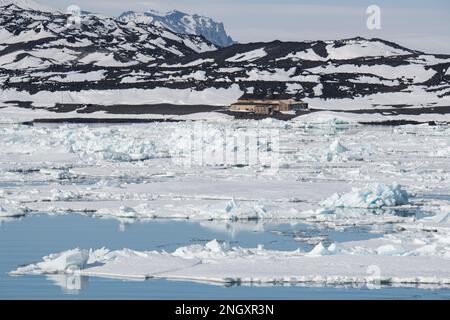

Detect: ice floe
[323, 138, 363, 162]
[11, 248, 90, 275]
[292, 112, 358, 127]
[0, 200, 26, 217]
[11, 233, 450, 287]
[320, 183, 410, 209]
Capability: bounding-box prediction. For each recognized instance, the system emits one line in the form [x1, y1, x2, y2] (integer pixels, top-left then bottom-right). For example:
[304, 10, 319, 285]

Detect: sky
[37, 0, 450, 54]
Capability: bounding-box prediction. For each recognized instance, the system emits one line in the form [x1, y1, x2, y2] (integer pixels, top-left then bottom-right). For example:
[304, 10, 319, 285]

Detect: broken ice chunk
[11, 248, 89, 275]
[305, 242, 330, 257]
[320, 183, 409, 209]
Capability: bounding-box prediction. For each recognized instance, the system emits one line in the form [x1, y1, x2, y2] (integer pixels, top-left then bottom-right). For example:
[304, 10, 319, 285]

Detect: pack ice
[2, 118, 450, 287]
[1, 120, 447, 224]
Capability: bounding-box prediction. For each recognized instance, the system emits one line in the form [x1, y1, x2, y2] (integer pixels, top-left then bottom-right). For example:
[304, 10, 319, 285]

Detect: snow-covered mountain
[159, 37, 450, 103]
[0, 3, 449, 112]
[118, 10, 235, 47]
[0, 3, 216, 72]
[0, 0, 55, 12]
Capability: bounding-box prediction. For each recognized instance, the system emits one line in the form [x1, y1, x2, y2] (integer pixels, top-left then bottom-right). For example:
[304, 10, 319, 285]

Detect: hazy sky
[38, 0, 450, 54]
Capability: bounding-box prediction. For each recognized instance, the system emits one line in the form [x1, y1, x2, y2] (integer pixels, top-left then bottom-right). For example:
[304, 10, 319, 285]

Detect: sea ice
[11, 235, 450, 287]
[11, 248, 89, 275]
[292, 112, 358, 127]
[0, 200, 26, 217]
[320, 183, 409, 209]
[305, 242, 332, 257]
[324, 138, 360, 161]
[63, 127, 159, 162]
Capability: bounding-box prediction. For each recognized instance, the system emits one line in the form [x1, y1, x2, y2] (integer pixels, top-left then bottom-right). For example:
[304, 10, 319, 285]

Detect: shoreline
[2, 102, 450, 126]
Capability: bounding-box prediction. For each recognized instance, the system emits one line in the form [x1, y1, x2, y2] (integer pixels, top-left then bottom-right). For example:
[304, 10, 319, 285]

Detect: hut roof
[231, 101, 279, 106]
[238, 92, 293, 101]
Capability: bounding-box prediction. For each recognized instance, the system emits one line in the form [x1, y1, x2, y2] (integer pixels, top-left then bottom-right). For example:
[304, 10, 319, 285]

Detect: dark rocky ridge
[1, 5, 450, 107]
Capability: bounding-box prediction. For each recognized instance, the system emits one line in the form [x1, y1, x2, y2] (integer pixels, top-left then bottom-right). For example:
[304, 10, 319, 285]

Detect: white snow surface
[325, 40, 411, 60]
[308, 63, 435, 83]
[0, 85, 242, 107]
[226, 48, 267, 62]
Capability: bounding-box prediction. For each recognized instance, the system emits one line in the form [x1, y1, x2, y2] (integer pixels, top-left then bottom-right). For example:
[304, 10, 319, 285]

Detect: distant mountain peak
[118, 10, 235, 47]
[144, 9, 182, 17]
[0, 4, 216, 75]
[0, 0, 55, 12]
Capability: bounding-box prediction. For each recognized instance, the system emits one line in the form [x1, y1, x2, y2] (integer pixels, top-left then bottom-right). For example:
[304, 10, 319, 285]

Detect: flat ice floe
[0, 199, 26, 217]
[11, 226, 450, 287]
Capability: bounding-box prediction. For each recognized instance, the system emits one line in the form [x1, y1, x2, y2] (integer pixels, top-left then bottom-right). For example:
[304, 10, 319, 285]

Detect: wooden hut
[229, 93, 308, 115]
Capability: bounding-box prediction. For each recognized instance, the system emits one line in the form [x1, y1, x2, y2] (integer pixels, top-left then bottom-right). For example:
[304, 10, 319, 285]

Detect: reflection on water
[46, 274, 90, 295]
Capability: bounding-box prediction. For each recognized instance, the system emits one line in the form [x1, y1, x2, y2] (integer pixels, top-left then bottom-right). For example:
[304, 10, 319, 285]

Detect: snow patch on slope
[226, 48, 267, 62]
[0, 85, 242, 107]
[325, 39, 412, 60]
